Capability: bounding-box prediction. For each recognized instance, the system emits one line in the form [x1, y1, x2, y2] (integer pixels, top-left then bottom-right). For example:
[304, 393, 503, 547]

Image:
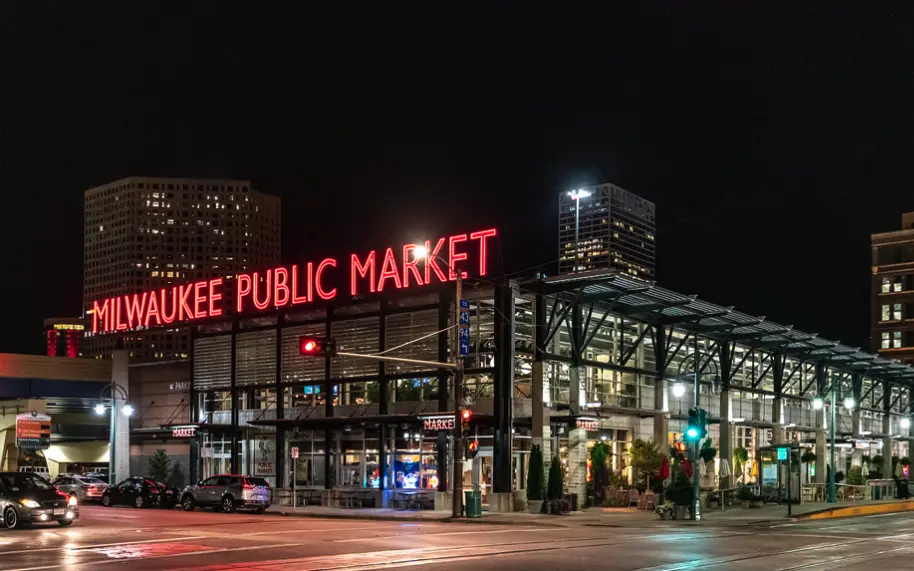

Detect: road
[1, 506, 914, 570]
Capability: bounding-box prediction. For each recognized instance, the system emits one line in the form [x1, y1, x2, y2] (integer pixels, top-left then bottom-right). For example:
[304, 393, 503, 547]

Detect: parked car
[0, 472, 79, 529]
[151, 480, 180, 509]
[180, 475, 271, 513]
[100, 477, 161, 509]
[52, 475, 108, 503]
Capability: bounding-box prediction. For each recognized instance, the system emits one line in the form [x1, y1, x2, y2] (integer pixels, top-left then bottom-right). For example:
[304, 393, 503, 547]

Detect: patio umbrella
[896, 461, 904, 479]
[719, 459, 731, 478]
[659, 455, 670, 480]
[862, 463, 869, 478]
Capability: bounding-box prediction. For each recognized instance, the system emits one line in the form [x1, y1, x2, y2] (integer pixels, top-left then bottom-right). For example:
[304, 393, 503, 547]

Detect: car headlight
[20, 499, 40, 508]
[68, 495, 78, 506]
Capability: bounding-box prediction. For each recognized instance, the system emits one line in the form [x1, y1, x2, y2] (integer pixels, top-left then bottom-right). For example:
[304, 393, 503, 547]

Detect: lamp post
[96, 383, 132, 485]
[567, 189, 591, 271]
[813, 389, 854, 504]
[414, 245, 465, 518]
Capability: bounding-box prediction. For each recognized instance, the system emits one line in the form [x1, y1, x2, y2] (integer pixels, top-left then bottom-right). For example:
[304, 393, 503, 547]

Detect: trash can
[464, 490, 482, 518]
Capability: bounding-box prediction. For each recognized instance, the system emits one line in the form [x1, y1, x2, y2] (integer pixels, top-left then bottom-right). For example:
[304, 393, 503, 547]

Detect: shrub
[526, 445, 545, 501]
[547, 456, 564, 500]
[846, 466, 864, 486]
[149, 449, 170, 482]
[666, 470, 693, 507]
[590, 442, 611, 506]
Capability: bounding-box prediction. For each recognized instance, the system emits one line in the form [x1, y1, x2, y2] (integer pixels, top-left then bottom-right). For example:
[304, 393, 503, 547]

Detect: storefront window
[395, 377, 438, 401]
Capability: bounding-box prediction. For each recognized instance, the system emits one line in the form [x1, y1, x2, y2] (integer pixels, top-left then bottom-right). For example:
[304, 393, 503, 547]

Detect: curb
[793, 500, 914, 521]
[265, 510, 570, 527]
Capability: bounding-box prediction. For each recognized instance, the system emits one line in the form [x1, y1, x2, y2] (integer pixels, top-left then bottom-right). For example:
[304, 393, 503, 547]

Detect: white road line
[333, 527, 553, 542]
[0, 535, 211, 556]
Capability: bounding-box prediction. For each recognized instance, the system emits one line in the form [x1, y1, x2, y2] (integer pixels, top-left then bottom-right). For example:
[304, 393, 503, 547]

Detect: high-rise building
[44, 317, 84, 358]
[871, 212, 914, 364]
[558, 182, 655, 279]
[83, 177, 281, 361]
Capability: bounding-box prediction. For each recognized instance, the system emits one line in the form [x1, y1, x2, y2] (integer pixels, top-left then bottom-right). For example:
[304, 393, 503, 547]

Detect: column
[814, 363, 827, 484]
[568, 427, 587, 503]
[436, 292, 450, 492]
[719, 388, 732, 489]
[569, 304, 583, 415]
[883, 382, 893, 478]
[275, 316, 285, 488]
[112, 349, 131, 481]
[230, 318, 240, 474]
[772, 353, 785, 446]
[652, 325, 669, 449]
[492, 284, 514, 494]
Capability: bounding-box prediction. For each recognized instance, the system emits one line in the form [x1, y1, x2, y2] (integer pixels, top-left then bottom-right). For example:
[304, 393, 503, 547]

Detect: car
[0, 472, 79, 529]
[100, 477, 162, 509]
[151, 480, 180, 509]
[180, 475, 272, 513]
[52, 475, 109, 503]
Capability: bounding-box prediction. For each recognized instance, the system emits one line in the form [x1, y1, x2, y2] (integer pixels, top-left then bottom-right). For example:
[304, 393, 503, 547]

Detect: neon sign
[90, 229, 497, 334]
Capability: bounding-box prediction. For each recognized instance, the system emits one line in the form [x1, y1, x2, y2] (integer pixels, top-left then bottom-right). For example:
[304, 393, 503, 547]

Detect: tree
[149, 449, 170, 482]
[629, 439, 662, 492]
[590, 442, 612, 506]
[733, 446, 750, 482]
[527, 445, 545, 501]
[547, 455, 564, 500]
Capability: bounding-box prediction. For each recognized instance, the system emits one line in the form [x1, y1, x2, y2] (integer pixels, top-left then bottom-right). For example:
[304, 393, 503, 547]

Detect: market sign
[576, 418, 599, 432]
[172, 426, 196, 438]
[16, 412, 51, 450]
[90, 228, 498, 334]
[422, 415, 455, 432]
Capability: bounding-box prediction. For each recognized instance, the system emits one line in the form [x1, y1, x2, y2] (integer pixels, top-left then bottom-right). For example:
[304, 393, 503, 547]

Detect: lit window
[894, 331, 903, 348]
[894, 304, 903, 320]
[882, 332, 891, 348]
[882, 278, 891, 293]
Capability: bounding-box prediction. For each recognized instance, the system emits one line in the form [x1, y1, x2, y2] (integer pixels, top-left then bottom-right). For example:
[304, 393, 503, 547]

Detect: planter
[527, 500, 544, 515]
[708, 500, 719, 510]
[741, 500, 751, 509]
[750, 500, 765, 508]
[673, 505, 689, 520]
[658, 510, 671, 520]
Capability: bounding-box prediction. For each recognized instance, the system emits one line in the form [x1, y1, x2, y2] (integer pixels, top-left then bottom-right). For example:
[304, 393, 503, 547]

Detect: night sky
[3, 4, 913, 355]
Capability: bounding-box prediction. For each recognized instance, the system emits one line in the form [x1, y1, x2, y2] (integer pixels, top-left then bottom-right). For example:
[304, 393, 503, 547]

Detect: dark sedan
[101, 477, 162, 509]
[152, 480, 179, 509]
[1, 472, 79, 529]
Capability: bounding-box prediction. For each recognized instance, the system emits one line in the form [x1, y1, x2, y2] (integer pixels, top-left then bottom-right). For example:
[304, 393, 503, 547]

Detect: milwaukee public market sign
[90, 229, 498, 334]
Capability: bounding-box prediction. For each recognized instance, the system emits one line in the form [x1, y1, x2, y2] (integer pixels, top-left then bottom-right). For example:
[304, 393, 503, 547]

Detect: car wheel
[134, 495, 145, 509]
[58, 520, 73, 527]
[181, 495, 195, 511]
[3, 507, 20, 530]
[221, 496, 235, 513]
[101, 494, 113, 507]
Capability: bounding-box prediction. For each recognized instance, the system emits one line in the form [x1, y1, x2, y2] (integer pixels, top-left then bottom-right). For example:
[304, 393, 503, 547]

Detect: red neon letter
[274, 267, 290, 307]
[160, 288, 177, 324]
[178, 284, 195, 321]
[402, 244, 423, 288]
[424, 238, 447, 284]
[208, 278, 223, 317]
[92, 299, 109, 333]
[350, 251, 376, 296]
[193, 281, 208, 319]
[236, 274, 252, 313]
[377, 247, 403, 292]
[470, 228, 497, 276]
[115, 297, 128, 330]
[291, 264, 308, 304]
[125, 292, 148, 329]
[252, 271, 272, 310]
[145, 291, 160, 327]
[316, 258, 337, 300]
[448, 234, 469, 280]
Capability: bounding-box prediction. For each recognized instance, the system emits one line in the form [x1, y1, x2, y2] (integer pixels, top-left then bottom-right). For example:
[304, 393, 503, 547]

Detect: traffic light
[460, 409, 472, 437]
[299, 336, 337, 357]
[685, 407, 707, 441]
[465, 439, 479, 460]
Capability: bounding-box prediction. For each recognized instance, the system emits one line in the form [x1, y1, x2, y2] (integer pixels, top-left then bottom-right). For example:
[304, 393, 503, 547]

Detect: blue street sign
[459, 341, 470, 356]
[459, 311, 470, 325]
[459, 299, 470, 309]
[777, 447, 787, 461]
[459, 327, 470, 341]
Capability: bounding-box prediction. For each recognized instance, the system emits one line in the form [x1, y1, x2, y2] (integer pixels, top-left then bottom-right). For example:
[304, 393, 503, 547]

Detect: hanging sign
[16, 412, 51, 450]
[576, 418, 599, 431]
[421, 415, 455, 431]
[172, 426, 196, 438]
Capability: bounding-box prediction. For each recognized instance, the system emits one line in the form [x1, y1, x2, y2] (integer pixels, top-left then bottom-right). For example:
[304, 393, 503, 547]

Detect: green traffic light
[686, 427, 699, 439]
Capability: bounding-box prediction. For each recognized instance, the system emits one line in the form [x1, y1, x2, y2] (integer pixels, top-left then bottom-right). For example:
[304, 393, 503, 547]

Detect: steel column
[493, 284, 515, 493]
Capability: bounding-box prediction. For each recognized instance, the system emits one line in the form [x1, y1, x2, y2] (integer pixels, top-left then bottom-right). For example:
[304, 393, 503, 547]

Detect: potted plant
[800, 450, 816, 482]
[526, 444, 545, 514]
[547, 455, 570, 514]
[699, 439, 717, 464]
[733, 446, 749, 483]
[750, 493, 765, 508]
[655, 501, 674, 520]
[589, 442, 612, 508]
[666, 470, 693, 520]
[736, 485, 754, 509]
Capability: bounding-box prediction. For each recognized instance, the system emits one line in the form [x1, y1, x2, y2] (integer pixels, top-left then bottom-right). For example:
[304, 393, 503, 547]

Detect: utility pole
[452, 274, 464, 518]
[828, 383, 837, 503]
[691, 334, 701, 521]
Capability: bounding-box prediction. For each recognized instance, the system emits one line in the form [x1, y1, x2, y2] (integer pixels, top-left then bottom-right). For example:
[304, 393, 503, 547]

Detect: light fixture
[672, 383, 686, 398]
[901, 417, 911, 430]
[567, 189, 592, 200]
[413, 245, 428, 260]
[784, 423, 797, 429]
[121, 404, 134, 417]
[94, 403, 106, 415]
[731, 417, 746, 423]
[812, 397, 824, 410]
[843, 397, 855, 410]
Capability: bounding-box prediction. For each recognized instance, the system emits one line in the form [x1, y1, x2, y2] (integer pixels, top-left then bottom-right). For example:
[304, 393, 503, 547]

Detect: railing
[801, 483, 870, 503]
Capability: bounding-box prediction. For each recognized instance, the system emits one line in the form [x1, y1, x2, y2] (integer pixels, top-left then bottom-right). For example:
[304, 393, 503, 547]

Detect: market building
[90, 228, 914, 510]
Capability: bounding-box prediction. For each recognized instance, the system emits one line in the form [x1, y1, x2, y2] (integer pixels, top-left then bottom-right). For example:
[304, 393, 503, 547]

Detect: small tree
[547, 455, 564, 500]
[527, 445, 545, 501]
[733, 446, 749, 482]
[629, 439, 662, 492]
[148, 449, 170, 482]
[590, 442, 611, 506]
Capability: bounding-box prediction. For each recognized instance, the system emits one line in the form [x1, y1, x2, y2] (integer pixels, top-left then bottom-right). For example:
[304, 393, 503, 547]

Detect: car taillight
[242, 481, 254, 490]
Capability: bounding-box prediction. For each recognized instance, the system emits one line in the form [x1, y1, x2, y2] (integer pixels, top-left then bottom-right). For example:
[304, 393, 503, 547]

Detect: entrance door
[466, 447, 494, 504]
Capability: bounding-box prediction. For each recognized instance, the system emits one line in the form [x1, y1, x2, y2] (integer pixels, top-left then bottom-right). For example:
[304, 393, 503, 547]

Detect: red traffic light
[301, 339, 318, 353]
[461, 409, 472, 422]
[299, 336, 338, 357]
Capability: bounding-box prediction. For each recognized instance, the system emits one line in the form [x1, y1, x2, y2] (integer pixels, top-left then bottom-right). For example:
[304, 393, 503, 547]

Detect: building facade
[44, 317, 84, 358]
[83, 177, 281, 361]
[558, 183, 655, 279]
[871, 212, 914, 364]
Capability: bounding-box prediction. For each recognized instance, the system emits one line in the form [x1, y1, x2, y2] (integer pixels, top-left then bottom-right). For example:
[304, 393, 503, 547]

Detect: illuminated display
[91, 229, 498, 334]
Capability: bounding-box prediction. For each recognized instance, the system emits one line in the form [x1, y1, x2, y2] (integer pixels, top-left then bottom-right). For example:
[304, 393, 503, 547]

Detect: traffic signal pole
[452, 274, 464, 518]
[692, 335, 701, 522]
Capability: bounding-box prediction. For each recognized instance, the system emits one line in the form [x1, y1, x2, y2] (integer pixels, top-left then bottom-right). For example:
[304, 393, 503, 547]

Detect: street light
[567, 189, 592, 271]
[98, 383, 130, 486]
[843, 397, 855, 410]
[122, 404, 134, 417]
[94, 403, 106, 415]
[901, 417, 911, 430]
[671, 383, 686, 398]
[812, 397, 824, 410]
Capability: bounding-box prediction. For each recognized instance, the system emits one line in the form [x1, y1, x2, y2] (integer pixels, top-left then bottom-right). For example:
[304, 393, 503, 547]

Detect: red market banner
[90, 228, 497, 334]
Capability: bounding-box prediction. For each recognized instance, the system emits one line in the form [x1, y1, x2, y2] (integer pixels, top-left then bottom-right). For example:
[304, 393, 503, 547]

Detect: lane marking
[333, 526, 553, 542]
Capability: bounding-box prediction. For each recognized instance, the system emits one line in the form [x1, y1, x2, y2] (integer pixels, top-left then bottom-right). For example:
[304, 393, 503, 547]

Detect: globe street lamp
[96, 383, 131, 485]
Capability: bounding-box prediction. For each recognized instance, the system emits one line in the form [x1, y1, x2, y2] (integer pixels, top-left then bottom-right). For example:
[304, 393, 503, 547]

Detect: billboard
[16, 412, 51, 450]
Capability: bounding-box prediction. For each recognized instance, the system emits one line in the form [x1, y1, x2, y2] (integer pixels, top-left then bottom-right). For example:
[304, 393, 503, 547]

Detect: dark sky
[2, 4, 914, 355]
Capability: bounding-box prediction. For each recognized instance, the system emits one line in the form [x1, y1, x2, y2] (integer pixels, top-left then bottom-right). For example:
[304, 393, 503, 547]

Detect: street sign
[16, 412, 51, 450]
[459, 299, 470, 309]
[459, 327, 470, 341]
[777, 447, 787, 461]
[459, 341, 470, 356]
[458, 299, 470, 356]
[291, 447, 299, 459]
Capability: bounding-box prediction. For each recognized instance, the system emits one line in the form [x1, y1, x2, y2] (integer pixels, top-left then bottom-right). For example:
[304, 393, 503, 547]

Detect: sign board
[777, 447, 787, 461]
[576, 418, 599, 432]
[854, 440, 869, 450]
[90, 229, 498, 334]
[291, 447, 299, 459]
[423, 416, 455, 431]
[172, 426, 196, 438]
[458, 299, 470, 356]
[16, 412, 51, 450]
[169, 381, 190, 392]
